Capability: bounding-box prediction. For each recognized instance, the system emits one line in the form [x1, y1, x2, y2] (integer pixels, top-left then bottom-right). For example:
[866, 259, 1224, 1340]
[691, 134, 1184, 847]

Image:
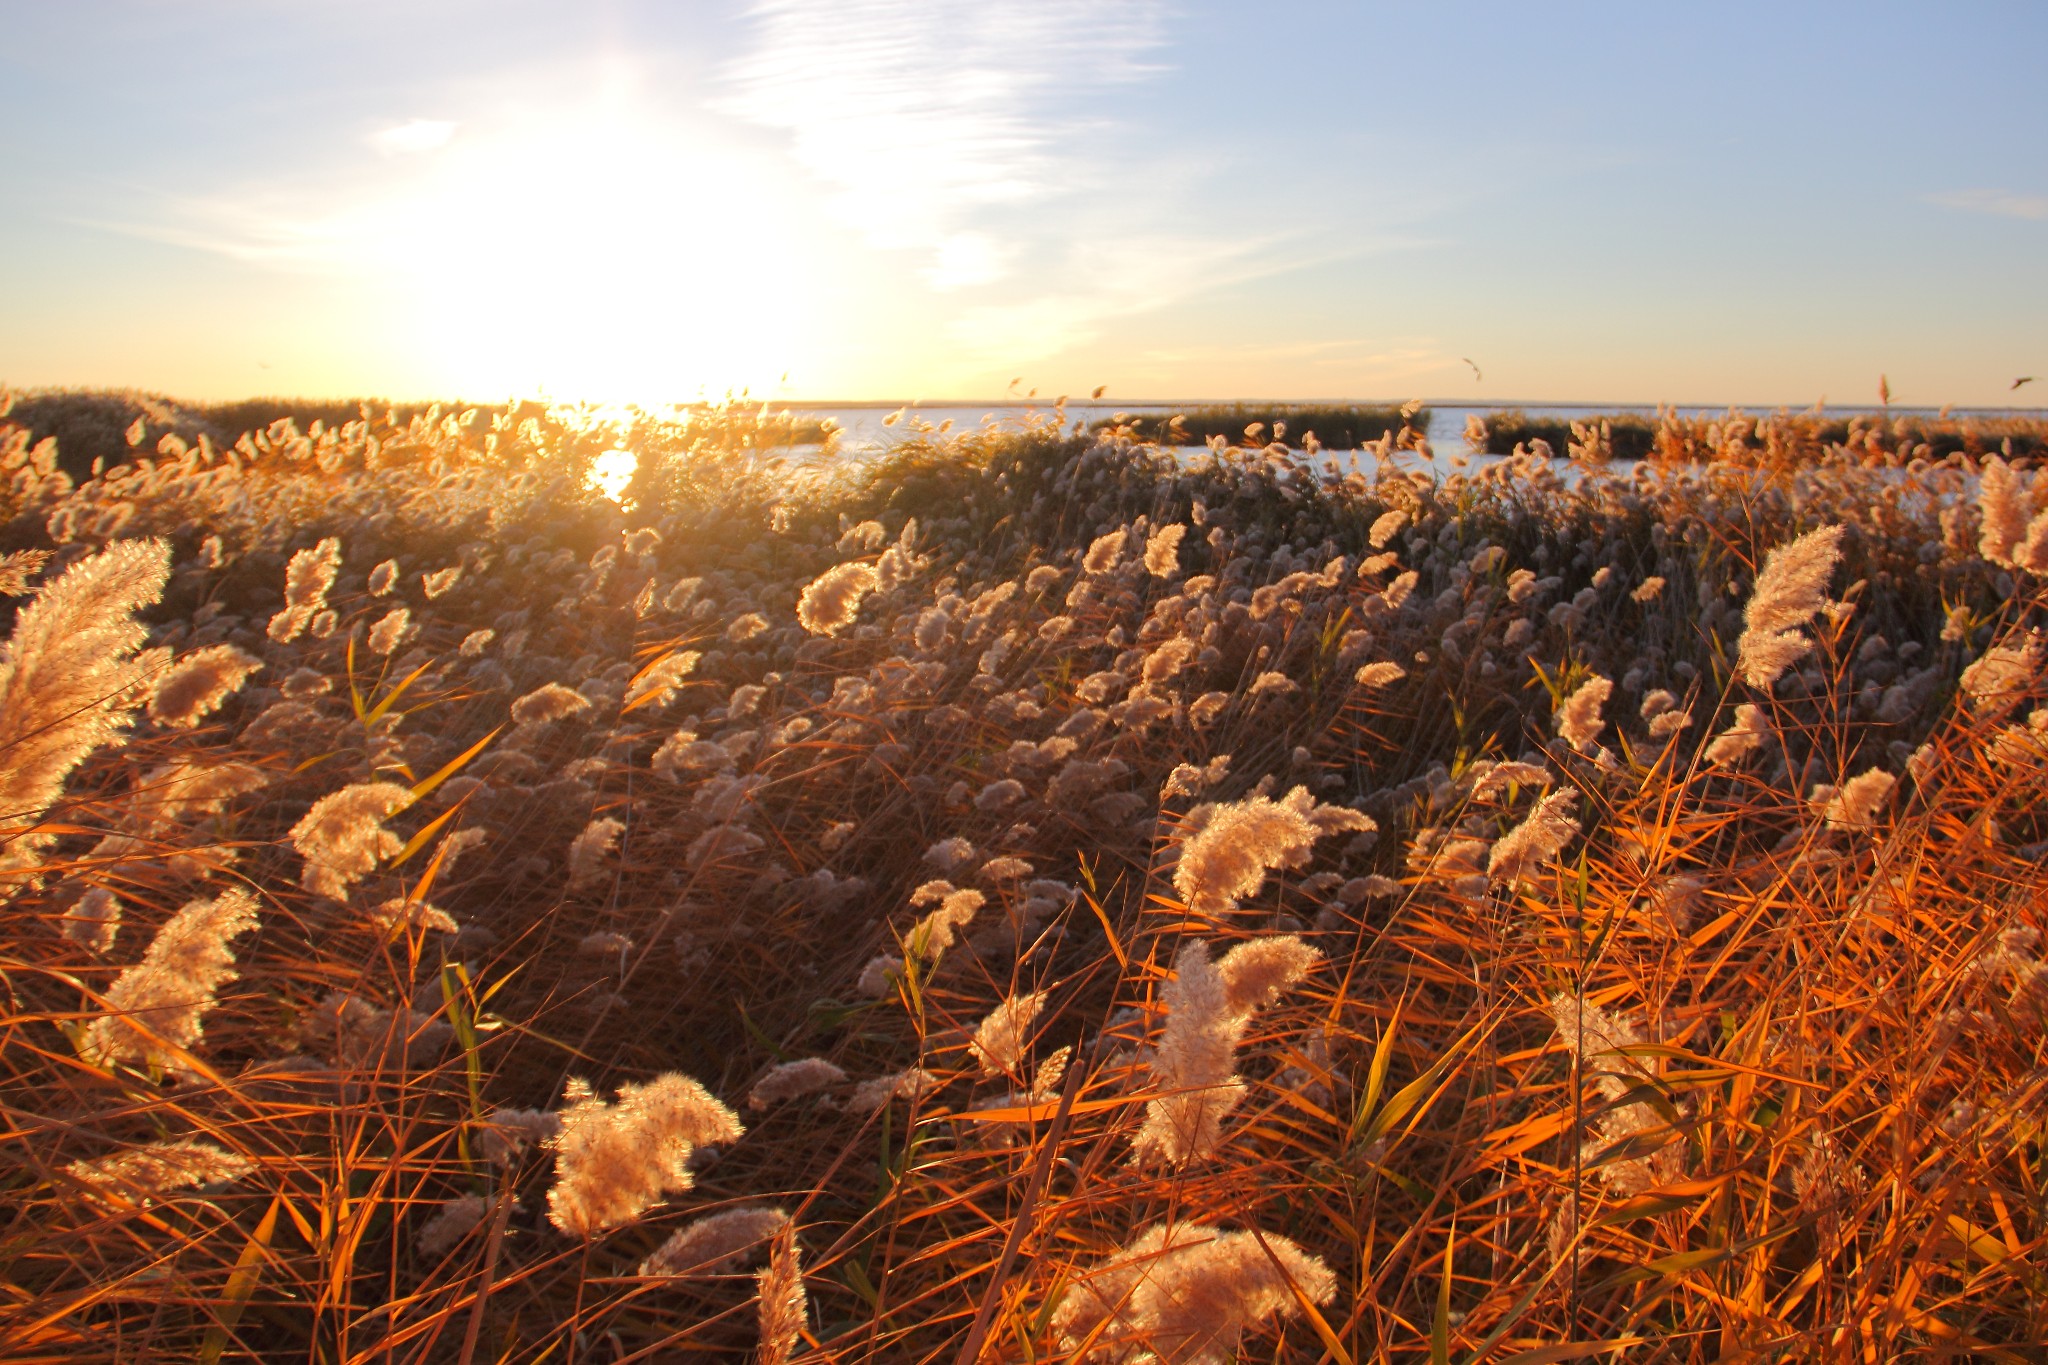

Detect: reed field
[5, 389, 2048, 1363]
[1088, 404, 1430, 452]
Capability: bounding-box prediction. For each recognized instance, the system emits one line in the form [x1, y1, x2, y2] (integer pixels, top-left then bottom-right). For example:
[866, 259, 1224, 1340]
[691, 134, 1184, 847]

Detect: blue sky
[2, 1, 2042, 405]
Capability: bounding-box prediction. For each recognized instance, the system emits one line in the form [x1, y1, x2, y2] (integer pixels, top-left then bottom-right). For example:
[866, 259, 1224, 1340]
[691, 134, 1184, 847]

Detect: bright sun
[365, 89, 816, 404]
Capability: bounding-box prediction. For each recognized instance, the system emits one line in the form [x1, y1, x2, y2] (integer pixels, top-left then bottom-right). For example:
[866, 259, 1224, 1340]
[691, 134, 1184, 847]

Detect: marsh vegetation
[2, 390, 2046, 1361]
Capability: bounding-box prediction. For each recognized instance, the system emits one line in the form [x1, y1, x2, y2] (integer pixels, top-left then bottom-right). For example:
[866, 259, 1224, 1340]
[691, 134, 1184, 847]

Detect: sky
[2, 1, 2043, 407]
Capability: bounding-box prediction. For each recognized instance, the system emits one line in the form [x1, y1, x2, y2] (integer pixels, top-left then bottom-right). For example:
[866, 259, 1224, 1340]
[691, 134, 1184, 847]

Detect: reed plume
[0, 548, 51, 595]
[1143, 522, 1185, 577]
[797, 561, 878, 635]
[1978, 456, 2029, 567]
[969, 990, 1047, 1076]
[1735, 524, 1843, 688]
[1487, 788, 1582, 885]
[290, 781, 412, 900]
[1819, 768, 1895, 831]
[266, 536, 340, 642]
[1554, 675, 1611, 753]
[147, 644, 262, 729]
[624, 649, 700, 711]
[1173, 787, 1373, 915]
[1134, 936, 1318, 1167]
[748, 1058, 847, 1110]
[0, 537, 171, 871]
[846, 1066, 939, 1113]
[1704, 701, 1770, 765]
[1052, 1221, 1336, 1365]
[1960, 634, 2041, 711]
[81, 887, 258, 1074]
[641, 1205, 790, 1276]
[545, 1071, 744, 1236]
[61, 885, 122, 952]
[511, 681, 593, 729]
[755, 1222, 806, 1364]
[566, 816, 624, 890]
[416, 1195, 493, 1257]
[64, 1138, 256, 1204]
[1083, 529, 1125, 575]
[368, 605, 413, 655]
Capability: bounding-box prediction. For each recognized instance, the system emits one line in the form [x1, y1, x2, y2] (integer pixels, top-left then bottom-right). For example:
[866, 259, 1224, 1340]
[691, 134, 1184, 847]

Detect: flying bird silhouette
[2014, 376, 2036, 391]
[1462, 357, 1483, 382]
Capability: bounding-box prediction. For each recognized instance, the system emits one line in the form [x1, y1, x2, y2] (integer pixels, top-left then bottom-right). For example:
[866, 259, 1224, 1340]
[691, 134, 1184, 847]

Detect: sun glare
[589, 448, 638, 503]
[356, 89, 816, 404]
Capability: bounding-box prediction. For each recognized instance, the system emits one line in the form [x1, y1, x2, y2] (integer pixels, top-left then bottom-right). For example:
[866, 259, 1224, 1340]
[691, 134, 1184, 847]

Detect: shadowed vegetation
[1478, 405, 2048, 466]
[1092, 402, 1430, 450]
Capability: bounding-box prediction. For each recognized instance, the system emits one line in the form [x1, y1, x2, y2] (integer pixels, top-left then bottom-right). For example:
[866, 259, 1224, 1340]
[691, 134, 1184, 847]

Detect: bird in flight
[2014, 376, 2036, 391]
[1462, 357, 1483, 382]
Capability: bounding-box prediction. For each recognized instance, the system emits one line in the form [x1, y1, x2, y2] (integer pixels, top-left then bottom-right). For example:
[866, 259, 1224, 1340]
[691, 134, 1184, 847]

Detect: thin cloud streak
[369, 119, 458, 155]
[1925, 189, 2048, 221]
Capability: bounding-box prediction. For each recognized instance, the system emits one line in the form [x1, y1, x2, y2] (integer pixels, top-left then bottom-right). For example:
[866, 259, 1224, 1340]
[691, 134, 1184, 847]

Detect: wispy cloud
[720, 0, 1171, 289]
[942, 230, 1282, 365]
[1925, 189, 2048, 221]
[369, 119, 458, 156]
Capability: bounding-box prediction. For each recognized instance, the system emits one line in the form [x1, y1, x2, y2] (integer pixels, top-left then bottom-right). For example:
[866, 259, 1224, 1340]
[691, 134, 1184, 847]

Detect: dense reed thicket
[2, 391, 2046, 1362]
[3, 389, 834, 482]
[1091, 402, 1430, 451]
[1477, 405, 2048, 466]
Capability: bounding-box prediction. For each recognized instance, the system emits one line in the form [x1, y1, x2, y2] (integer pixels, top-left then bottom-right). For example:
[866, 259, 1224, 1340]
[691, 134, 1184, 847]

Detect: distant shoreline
[776, 397, 2048, 417]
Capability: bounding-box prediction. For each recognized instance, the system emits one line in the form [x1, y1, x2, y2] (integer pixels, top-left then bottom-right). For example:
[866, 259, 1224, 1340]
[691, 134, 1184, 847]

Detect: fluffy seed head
[1736, 525, 1843, 688]
[1704, 702, 1770, 766]
[1487, 788, 1582, 884]
[1083, 528, 1126, 575]
[641, 1206, 790, 1277]
[1174, 787, 1372, 915]
[1819, 768, 1895, 831]
[1960, 634, 2041, 711]
[546, 1072, 744, 1237]
[970, 991, 1047, 1076]
[747, 1058, 847, 1110]
[65, 1139, 256, 1205]
[268, 537, 340, 642]
[566, 816, 625, 890]
[1051, 1221, 1336, 1365]
[797, 562, 878, 636]
[81, 887, 259, 1074]
[1143, 523, 1186, 577]
[1978, 456, 2030, 567]
[290, 781, 412, 900]
[755, 1224, 807, 1365]
[1555, 675, 1612, 753]
[512, 682, 592, 728]
[0, 538, 172, 868]
[148, 645, 262, 729]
